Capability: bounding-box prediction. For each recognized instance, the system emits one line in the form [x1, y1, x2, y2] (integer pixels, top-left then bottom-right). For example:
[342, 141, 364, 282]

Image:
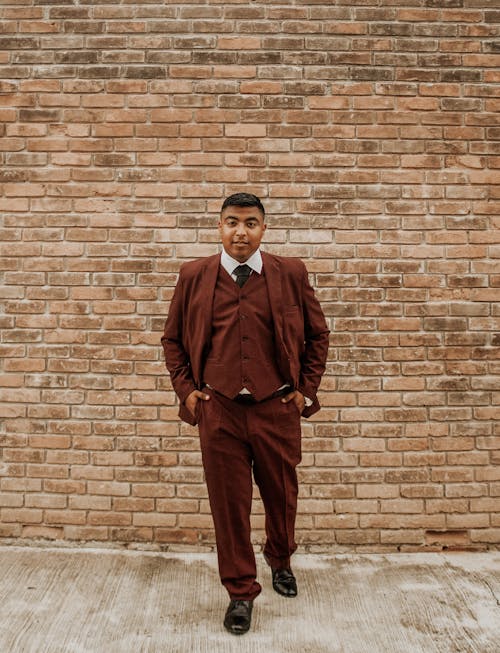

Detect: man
[161, 193, 329, 635]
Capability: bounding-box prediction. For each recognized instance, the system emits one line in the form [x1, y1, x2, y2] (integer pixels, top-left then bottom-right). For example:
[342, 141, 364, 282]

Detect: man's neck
[221, 248, 263, 275]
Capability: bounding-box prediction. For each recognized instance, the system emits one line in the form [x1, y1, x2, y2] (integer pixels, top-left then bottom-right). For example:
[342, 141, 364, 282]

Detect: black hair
[220, 193, 265, 217]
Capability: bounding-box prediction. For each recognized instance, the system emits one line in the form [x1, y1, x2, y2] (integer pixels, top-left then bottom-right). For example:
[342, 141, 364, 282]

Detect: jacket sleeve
[297, 263, 330, 405]
[161, 271, 196, 405]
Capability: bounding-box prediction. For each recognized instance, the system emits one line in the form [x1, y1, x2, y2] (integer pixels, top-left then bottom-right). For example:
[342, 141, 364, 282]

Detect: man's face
[218, 205, 266, 263]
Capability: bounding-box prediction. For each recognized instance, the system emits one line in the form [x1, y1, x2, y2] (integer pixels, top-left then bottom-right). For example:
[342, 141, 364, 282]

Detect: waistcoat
[203, 265, 286, 400]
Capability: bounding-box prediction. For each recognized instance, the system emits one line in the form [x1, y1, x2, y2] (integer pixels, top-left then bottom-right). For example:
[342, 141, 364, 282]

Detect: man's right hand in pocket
[185, 389, 210, 417]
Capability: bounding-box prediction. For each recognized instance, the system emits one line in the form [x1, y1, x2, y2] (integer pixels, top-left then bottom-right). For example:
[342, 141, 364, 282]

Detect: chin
[231, 248, 250, 259]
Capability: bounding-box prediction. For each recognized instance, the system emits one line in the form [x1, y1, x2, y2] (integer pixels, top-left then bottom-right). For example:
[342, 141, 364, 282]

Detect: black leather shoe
[223, 599, 253, 635]
[272, 567, 297, 597]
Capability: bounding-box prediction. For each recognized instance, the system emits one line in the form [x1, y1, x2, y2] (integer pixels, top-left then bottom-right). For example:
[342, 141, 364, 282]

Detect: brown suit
[161, 251, 329, 600]
[162, 251, 330, 424]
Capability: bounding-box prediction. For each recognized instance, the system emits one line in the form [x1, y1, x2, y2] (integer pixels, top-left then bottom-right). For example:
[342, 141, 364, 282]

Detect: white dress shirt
[220, 248, 263, 281]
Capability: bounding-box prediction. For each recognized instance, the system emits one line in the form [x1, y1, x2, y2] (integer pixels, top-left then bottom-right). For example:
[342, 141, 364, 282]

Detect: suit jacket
[161, 251, 330, 426]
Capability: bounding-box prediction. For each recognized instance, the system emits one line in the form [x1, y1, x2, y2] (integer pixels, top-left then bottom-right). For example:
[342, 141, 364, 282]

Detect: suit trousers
[198, 387, 302, 601]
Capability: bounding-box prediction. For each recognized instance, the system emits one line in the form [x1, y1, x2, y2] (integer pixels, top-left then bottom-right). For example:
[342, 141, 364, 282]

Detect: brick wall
[0, 1, 499, 551]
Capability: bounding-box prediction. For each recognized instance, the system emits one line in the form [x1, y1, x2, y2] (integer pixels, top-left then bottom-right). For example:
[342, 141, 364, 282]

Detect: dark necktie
[234, 264, 251, 288]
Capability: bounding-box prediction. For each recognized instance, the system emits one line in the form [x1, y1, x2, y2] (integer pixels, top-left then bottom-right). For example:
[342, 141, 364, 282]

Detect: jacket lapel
[262, 252, 285, 347]
[188, 254, 220, 387]
[199, 254, 220, 349]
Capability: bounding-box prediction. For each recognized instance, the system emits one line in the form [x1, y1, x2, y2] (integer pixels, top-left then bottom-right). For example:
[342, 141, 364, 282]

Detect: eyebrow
[223, 214, 260, 222]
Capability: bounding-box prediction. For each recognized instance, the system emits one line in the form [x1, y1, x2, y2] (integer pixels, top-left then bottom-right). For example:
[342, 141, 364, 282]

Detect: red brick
[88, 512, 131, 526]
[335, 530, 379, 545]
[64, 526, 107, 540]
[470, 529, 500, 544]
[45, 510, 86, 525]
[1, 508, 43, 523]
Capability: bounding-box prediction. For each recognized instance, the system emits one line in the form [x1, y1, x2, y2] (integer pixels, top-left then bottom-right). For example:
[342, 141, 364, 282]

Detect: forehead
[220, 205, 265, 223]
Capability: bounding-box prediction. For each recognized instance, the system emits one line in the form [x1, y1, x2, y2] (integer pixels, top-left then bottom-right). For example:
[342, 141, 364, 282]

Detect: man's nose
[235, 222, 246, 235]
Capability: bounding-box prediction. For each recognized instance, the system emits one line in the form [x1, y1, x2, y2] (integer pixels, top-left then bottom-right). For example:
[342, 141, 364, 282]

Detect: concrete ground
[0, 546, 499, 653]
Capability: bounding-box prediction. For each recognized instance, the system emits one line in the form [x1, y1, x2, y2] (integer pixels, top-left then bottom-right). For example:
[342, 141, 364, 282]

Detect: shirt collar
[220, 248, 263, 277]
